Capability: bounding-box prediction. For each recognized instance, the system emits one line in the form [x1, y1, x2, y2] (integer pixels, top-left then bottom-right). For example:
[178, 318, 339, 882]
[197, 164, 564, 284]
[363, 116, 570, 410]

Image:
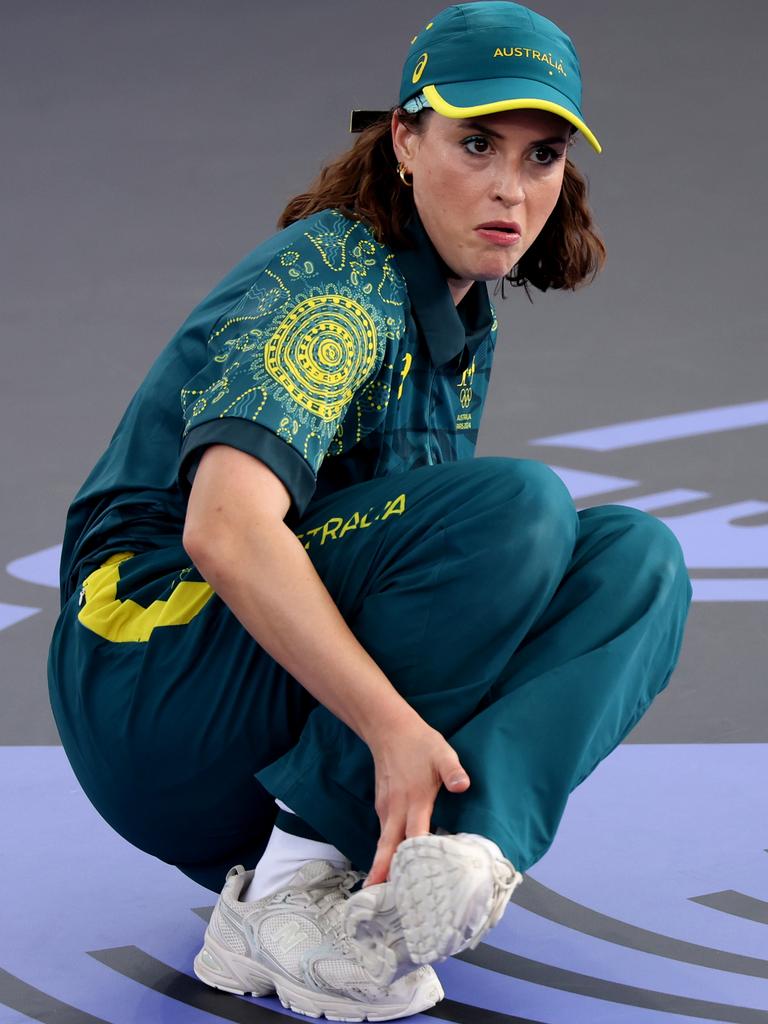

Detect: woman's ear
[391, 110, 418, 166]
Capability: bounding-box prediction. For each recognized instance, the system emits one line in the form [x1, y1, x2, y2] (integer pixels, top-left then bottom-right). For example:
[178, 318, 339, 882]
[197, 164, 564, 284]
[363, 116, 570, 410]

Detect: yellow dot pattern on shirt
[264, 294, 378, 422]
[208, 314, 262, 344]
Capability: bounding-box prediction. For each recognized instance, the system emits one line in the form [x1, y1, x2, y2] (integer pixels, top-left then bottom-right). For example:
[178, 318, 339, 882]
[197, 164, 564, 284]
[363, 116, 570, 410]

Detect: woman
[48, 2, 693, 1020]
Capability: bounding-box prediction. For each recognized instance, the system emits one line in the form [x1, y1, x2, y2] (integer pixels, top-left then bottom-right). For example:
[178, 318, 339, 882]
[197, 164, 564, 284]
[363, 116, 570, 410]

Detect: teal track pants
[48, 457, 693, 892]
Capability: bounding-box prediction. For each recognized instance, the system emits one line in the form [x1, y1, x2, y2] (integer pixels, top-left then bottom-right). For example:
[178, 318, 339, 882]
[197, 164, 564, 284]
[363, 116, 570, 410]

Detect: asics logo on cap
[412, 52, 429, 83]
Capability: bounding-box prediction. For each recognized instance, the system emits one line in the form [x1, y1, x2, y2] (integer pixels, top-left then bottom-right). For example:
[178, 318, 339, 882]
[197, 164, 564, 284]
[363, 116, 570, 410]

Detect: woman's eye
[462, 136, 492, 155]
[530, 146, 562, 165]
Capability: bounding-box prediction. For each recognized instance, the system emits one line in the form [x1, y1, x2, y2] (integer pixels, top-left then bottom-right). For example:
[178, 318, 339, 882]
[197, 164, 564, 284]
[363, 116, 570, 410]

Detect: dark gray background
[2, 1, 766, 743]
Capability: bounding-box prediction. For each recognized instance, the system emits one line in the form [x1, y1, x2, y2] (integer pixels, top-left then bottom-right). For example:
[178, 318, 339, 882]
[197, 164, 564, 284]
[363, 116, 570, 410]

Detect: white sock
[244, 801, 351, 902]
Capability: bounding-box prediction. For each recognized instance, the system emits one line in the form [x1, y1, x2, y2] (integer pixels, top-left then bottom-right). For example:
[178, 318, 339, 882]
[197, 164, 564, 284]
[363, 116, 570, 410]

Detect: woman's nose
[491, 164, 526, 205]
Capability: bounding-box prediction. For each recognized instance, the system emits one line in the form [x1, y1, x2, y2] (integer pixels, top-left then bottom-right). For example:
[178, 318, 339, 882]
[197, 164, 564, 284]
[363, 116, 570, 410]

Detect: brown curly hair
[277, 106, 606, 300]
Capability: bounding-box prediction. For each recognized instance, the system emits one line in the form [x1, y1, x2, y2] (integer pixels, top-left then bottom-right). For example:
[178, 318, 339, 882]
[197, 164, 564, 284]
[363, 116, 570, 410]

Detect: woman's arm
[183, 444, 470, 884]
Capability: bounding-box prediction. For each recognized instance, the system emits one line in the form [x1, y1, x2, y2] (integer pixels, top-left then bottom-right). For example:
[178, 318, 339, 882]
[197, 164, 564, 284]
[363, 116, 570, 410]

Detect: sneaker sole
[346, 834, 520, 984]
[193, 932, 444, 1022]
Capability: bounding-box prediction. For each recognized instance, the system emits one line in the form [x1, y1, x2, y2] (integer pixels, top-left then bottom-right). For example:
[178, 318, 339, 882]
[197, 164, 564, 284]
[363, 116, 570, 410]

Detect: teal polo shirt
[58, 205, 498, 601]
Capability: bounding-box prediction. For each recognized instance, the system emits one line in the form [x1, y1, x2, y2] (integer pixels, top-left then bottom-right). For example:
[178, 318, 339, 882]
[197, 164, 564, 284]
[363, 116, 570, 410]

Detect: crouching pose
[48, 2, 693, 1020]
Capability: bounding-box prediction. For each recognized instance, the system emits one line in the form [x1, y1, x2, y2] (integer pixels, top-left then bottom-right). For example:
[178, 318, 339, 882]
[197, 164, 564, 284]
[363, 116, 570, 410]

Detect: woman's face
[392, 107, 571, 302]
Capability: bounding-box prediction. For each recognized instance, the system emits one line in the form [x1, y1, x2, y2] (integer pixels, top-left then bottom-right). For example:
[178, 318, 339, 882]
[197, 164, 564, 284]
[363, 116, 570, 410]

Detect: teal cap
[398, 1, 601, 153]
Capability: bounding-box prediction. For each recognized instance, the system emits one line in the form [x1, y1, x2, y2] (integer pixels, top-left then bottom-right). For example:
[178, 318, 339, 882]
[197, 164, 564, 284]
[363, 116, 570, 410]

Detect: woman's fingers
[440, 753, 471, 792]
[365, 810, 403, 887]
[405, 800, 433, 839]
[364, 793, 435, 888]
[362, 731, 472, 888]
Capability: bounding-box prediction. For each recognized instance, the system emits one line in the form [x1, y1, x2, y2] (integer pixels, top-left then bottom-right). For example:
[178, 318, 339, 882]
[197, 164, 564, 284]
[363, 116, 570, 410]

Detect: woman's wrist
[356, 693, 431, 754]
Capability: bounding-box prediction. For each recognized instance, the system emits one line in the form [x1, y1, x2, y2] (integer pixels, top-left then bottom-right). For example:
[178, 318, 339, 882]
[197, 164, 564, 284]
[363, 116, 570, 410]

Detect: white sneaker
[344, 832, 524, 986]
[193, 859, 445, 1021]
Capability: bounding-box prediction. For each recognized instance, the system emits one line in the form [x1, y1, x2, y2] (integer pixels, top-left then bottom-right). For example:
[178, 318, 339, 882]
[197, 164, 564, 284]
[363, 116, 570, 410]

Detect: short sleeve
[178, 215, 397, 521]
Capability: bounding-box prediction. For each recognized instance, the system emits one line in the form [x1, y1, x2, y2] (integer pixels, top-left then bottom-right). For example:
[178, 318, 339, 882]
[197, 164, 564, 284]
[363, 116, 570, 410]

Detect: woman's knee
[584, 504, 690, 590]
[452, 457, 579, 582]
[480, 456, 578, 543]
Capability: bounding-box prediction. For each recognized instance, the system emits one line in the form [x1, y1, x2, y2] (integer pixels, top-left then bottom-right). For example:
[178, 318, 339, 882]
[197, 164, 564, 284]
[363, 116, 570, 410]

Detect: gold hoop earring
[397, 161, 413, 187]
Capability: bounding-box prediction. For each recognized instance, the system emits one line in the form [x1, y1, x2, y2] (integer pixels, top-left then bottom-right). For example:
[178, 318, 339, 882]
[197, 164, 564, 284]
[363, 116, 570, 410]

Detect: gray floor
[2, 0, 766, 744]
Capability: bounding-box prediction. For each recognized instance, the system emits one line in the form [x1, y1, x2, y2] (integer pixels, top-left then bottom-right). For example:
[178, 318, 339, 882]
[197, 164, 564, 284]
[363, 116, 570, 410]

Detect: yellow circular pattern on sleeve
[264, 294, 379, 422]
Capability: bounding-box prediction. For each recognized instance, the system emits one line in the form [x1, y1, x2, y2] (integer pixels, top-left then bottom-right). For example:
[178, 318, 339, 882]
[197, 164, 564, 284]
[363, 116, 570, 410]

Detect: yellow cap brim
[423, 83, 602, 154]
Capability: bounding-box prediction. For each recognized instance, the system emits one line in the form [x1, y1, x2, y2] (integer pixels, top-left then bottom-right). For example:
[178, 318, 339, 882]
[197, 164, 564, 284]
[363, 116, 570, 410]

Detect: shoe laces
[284, 866, 367, 937]
[466, 858, 522, 949]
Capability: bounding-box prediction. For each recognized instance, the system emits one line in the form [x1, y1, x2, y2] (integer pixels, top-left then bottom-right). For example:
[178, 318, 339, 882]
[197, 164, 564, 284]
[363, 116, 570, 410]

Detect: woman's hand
[362, 715, 471, 888]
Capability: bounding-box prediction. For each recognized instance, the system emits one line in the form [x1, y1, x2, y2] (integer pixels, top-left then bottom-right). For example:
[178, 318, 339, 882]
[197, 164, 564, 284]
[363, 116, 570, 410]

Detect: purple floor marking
[529, 400, 768, 451]
[0, 1008, 35, 1024]
[528, 745, 768, 948]
[437, 954, 740, 1024]
[543, 466, 638, 499]
[0, 605, 40, 633]
[691, 580, 768, 601]
[549, 466, 768, 599]
[609, 490, 711, 512]
[5, 546, 61, 588]
[653, 501, 768, 569]
[0, 746, 765, 1023]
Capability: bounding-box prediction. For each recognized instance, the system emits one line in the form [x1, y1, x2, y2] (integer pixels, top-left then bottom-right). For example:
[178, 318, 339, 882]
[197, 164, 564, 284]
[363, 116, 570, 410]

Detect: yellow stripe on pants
[77, 552, 214, 643]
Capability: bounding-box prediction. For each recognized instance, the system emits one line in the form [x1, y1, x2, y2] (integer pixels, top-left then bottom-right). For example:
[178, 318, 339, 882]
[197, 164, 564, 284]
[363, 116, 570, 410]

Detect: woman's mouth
[475, 223, 522, 246]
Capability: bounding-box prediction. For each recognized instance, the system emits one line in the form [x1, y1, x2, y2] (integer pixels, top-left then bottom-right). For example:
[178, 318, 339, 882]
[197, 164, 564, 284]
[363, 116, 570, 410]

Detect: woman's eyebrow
[531, 134, 571, 145]
[456, 119, 570, 145]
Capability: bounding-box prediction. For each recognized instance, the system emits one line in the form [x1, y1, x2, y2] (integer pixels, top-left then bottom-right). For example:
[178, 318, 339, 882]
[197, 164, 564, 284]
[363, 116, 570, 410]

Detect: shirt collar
[390, 207, 494, 368]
